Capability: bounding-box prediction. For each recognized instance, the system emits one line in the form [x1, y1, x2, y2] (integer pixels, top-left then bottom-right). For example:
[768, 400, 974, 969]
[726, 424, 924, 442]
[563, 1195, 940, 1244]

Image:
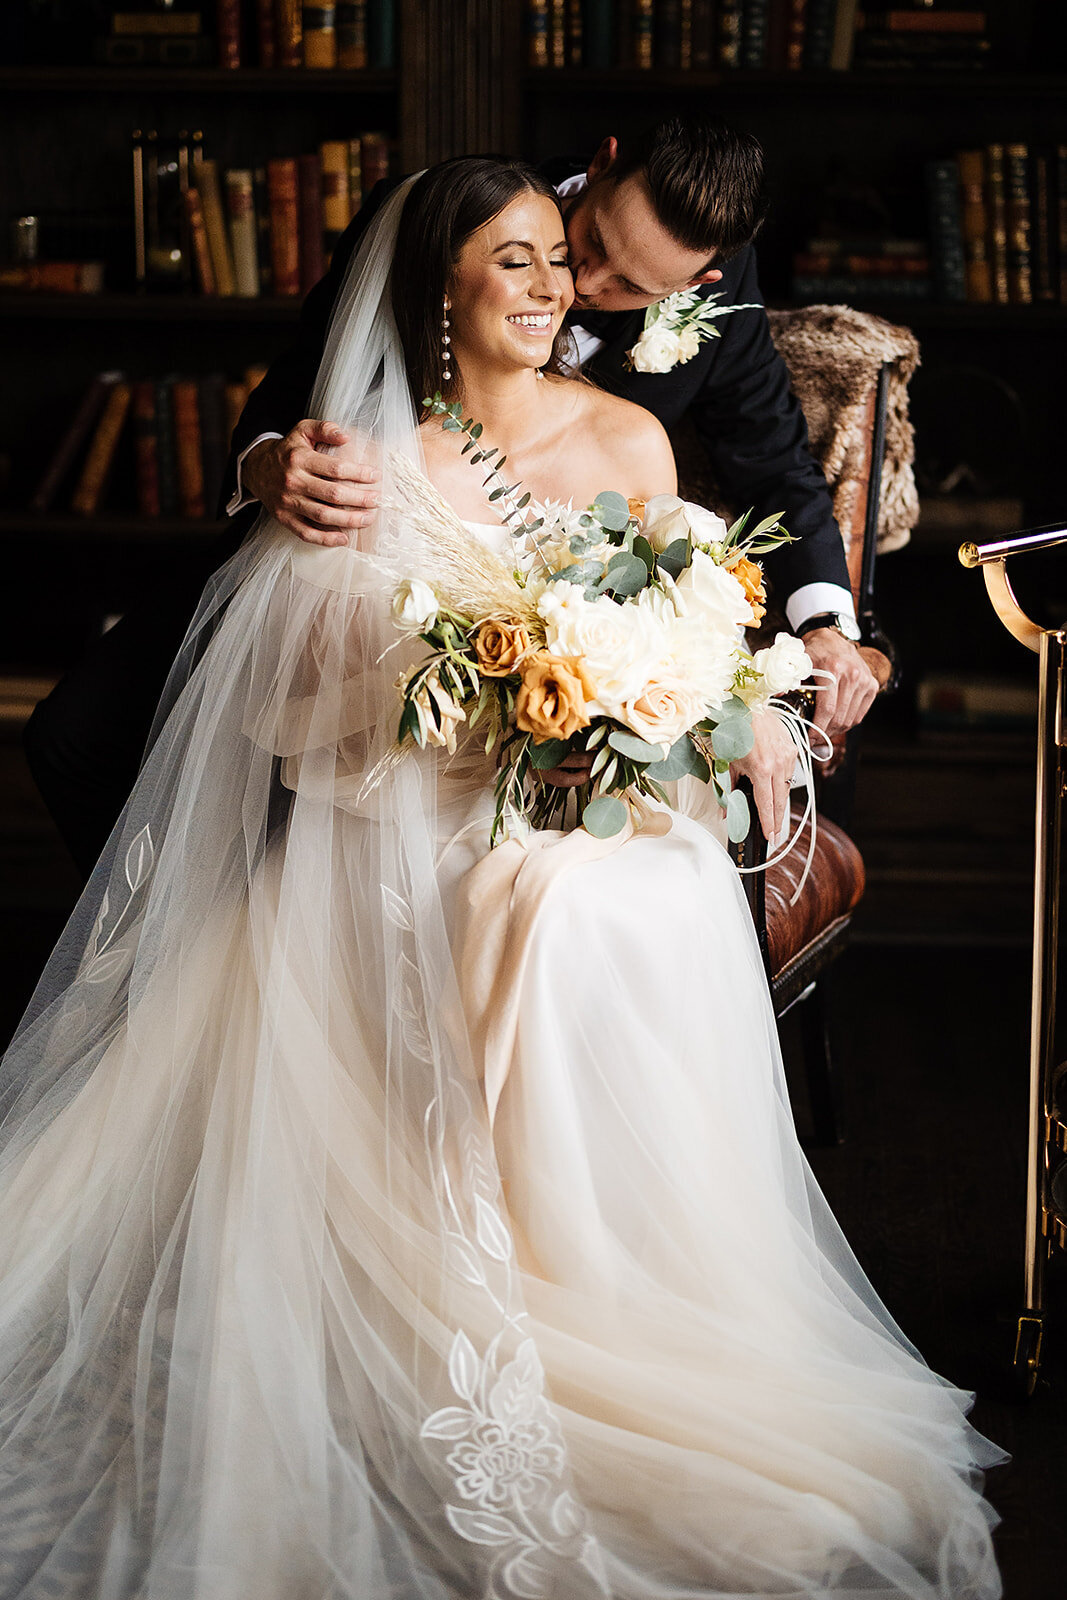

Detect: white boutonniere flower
[626, 288, 763, 374]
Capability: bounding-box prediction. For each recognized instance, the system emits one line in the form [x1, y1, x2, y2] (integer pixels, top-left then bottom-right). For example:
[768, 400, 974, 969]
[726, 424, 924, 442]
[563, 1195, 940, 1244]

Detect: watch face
[836, 614, 862, 642]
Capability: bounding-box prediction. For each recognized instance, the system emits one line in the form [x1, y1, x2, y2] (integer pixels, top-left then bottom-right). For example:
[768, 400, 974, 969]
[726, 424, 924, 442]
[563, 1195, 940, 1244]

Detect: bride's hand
[243, 421, 380, 547]
[730, 709, 797, 842]
[539, 750, 595, 789]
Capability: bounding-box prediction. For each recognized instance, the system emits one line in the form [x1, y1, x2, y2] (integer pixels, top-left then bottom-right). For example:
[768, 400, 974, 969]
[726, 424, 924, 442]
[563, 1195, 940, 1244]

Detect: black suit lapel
[583, 312, 644, 396]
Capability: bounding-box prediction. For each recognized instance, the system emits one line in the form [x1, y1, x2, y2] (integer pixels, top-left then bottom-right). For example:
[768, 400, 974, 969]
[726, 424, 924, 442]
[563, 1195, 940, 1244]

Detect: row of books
[30, 368, 268, 521]
[790, 237, 933, 303]
[136, 131, 390, 296]
[526, 2, 995, 73]
[928, 144, 1067, 305]
[93, 3, 396, 71]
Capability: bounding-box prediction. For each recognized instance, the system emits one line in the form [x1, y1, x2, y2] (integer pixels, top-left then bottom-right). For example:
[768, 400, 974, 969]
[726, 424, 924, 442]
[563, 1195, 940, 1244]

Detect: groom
[26, 117, 877, 871]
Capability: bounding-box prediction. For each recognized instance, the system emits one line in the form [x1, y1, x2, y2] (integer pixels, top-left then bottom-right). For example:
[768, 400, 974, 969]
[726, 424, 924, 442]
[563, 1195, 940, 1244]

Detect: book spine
[1005, 142, 1032, 305]
[691, 0, 714, 68]
[319, 140, 351, 254]
[198, 159, 237, 296]
[154, 379, 178, 518]
[368, 0, 395, 67]
[632, 0, 654, 68]
[527, 0, 549, 67]
[226, 169, 260, 298]
[71, 382, 133, 517]
[957, 149, 992, 303]
[791, 273, 932, 299]
[182, 187, 217, 295]
[1058, 146, 1067, 306]
[275, 0, 302, 67]
[0, 262, 104, 293]
[132, 379, 161, 519]
[1032, 151, 1054, 303]
[198, 373, 228, 516]
[743, 0, 773, 70]
[267, 158, 301, 296]
[565, 0, 583, 64]
[361, 131, 390, 192]
[253, 167, 273, 293]
[30, 372, 119, 513]
[925, 159, 968, 304]
[303, 2, 337, 67]
[803, 0, 835, 68]
[347, 137, 363, 218]
[172, 379, 206, 520]
[217, 0, 241, 67]
[785, 0, 807, 69]
[859, 9, 987, 32]
[657, 0, 682, 69]
[297, 151, 326, 294]
[717, 0, 743, 69]
[256, 0, 277, 66]
[829, 0, 858, 69]
[336, 1, 367, 67]
[549, 0, 565, 68]
[985, 143, 1010, 305]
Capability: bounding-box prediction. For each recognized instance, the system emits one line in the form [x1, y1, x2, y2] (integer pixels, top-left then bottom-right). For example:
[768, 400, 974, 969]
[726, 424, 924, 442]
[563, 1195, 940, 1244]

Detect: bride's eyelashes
[500, 259, 569, 270]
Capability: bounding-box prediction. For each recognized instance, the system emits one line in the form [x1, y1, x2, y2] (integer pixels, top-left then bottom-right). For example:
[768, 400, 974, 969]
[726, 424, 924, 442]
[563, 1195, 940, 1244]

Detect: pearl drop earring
[441, 297, 451, 383]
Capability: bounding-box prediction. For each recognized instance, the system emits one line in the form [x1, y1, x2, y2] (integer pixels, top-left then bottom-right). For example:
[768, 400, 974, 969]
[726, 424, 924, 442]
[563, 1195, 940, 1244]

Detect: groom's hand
[540, 750, 595, 789]
[800, 628, 879, 741]
[731, 709, 797, 842]
[243, 420, 380, 547]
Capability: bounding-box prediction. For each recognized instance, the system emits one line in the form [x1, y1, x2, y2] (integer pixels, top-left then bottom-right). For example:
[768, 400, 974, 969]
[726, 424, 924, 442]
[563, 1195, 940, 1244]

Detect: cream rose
[619, 676, 708, 755]
[537, 583, 666, 717]
[641, 495, 730, 555]
[676, 325, 702, 363]
[392, 577, 438, 635]
[629, 325, 685, 374]
[674, 548, 755, 631]
[750, 633, 812, 699]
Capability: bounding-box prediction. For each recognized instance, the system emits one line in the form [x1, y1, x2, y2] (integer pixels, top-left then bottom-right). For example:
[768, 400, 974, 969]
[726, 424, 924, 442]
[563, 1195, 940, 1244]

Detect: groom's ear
[687, 268, 724, 287]
[586, 136, 618, 183]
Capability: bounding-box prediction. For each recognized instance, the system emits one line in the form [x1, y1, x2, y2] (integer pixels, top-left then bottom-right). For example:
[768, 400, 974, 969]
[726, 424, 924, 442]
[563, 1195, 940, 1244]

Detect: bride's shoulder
[559, 380, 676, 494]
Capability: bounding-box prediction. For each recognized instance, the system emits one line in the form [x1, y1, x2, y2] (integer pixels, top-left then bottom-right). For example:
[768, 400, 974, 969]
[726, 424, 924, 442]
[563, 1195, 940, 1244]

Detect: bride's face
[446, 192, 573, 380]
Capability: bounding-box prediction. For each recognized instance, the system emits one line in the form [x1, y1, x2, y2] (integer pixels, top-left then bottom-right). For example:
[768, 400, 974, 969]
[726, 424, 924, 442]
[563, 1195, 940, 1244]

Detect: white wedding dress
[0, 184, 1002, 1600]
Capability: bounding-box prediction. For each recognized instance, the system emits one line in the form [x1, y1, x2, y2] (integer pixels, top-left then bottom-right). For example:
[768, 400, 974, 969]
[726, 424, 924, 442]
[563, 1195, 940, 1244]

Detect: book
[804, 0, 836, 69]
[336, 1, 367, 68]
[198, 373, 228, 515]
[985, 144, 1010, 305]
[71, 381, 133, 517]
[182, 187, 217, 296]
[267, 158, 301, 296]
[717, 0, 743, 68]
[790, 273, 932, 299]
[217, 0, 241, 67]
[679, 0, 694, 70]
[298, 151, 326, 294]
[226, 169, 260, 299]
[1032, 151, 1055, 303]
[742, 0, 771, 68]
[346, 138, 363, 218]
[198, 160, 237, 297]
[691, 0, 714, 68]
[925, 159, 967, 304]
[656, 0, 682, 68]
[155, 378, 178, 518]
[320, 141, 351, 252]
[253, 167, 273, 294]
[30, 372, 121, 513]
[111, 11, 202, 33]
[172, 379, 205, 520]
[857, 9, 987, 32]
[368, 0, 395, 68]
[632, 0, 654, 68]
[275, 0, 302, 67]
[584, 0, 615, 69]
[303, 2, 338, 67]
[830, 0, 859, 69]
[785, 0, 808, 69]
[957, 150, 992, 302]
[1005, 143, 1032, 305]
[256, 0, 277, 66]
[132, 379, 160, 519]
[793, 249, 929, 275]
[0, 261, 104, 293]
[361, 131, 390, 193]
[527, 0, 549, 66]
[549, 0, 566, 69]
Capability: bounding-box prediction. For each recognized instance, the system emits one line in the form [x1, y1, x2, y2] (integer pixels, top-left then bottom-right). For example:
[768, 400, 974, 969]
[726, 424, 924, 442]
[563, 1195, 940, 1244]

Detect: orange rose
[515, 652, 595, 742]
[627, 497, 647, 525]
[474, 618, 532, 677]
[726, 554, 767, 624]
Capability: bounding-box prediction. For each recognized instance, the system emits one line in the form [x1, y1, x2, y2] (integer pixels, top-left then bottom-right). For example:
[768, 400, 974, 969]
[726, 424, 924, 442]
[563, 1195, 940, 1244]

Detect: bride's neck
[450, 366, 548, 452]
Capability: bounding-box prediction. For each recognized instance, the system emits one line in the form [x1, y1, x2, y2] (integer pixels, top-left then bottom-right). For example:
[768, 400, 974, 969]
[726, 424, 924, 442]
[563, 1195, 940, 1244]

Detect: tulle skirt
[0, 765, 1002, 1599]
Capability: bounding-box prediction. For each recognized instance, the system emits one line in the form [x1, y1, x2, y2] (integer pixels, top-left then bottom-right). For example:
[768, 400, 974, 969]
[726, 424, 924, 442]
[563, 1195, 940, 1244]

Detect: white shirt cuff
[785, 582, 857, 634]
[226, 432, 283, 515]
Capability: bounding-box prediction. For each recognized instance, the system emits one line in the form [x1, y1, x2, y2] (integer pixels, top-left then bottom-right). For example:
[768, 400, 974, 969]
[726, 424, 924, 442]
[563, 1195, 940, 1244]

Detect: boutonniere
[626, 288, 763, 374]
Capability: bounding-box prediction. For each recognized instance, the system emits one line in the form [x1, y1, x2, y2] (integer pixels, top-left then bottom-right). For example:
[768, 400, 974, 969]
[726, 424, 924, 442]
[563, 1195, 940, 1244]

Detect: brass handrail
[956, 524, 1067, 652]
[959, 523, 1067, 568]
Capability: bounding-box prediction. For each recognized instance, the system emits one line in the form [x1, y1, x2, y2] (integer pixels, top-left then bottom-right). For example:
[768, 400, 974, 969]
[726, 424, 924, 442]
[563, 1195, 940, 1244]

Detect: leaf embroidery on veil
[83, 826, 155, 985]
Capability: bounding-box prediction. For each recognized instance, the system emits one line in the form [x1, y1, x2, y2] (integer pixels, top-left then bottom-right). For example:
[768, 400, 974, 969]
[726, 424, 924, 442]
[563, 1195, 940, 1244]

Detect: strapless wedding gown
[0, 522, 1002, 1599]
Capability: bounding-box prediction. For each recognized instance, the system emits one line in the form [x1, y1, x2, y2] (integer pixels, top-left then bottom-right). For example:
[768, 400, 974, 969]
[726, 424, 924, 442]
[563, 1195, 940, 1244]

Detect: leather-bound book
[527, 0, 549, 67]
[957, 149, 992, 303]
[717, 0, 743, 69]
[632, 0, 654, 67]
[198, 160, 237, 296]
[346, 137, 363, 216]
[549, 0, 565, 68]
[297, 152, 326, 294]
[303, 2, 337, 67]
[803, 0, 835, 69]
[30, 371, 122, 513]
[1005, 143, 1032, 305]
[217, 0, 241, 67]
[226, 169, 260, 297]
[1031, 151, 1055, 303]
[319, 140, 351, 255]
[267, 158, 301, 296]
[368, 0, 395, 67]
[71, 381, 133, 517]
[785, 0, 807, 69]
[132, 379, 161, 519]
[360, 131, 390, 194]
[253, 168, 273, 292]
[925, 159, 967, 304]
[829, 0, 858, 68]
[743, 0, 772, 69]
[256, 0, 277, 65]
[985, 144, 1010, 305]
[274, 0, 302, 66]
[182, 187, 217, 295]
[691, 0, 713, 69]
[154, 378, 178, 518]
[336, 1, 367, 67]
[172, 379, 206, 519]
[565, 0, 583, 65]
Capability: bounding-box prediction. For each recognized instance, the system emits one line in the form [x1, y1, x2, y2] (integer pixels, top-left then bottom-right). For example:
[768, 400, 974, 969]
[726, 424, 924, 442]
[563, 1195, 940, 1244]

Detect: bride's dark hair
[392, 156, 572, 416]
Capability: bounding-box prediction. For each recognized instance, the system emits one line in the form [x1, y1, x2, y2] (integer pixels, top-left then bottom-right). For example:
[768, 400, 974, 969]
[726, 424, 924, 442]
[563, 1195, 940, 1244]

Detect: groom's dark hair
[611, 116, 767, 266]
[393, 157, 570, 415]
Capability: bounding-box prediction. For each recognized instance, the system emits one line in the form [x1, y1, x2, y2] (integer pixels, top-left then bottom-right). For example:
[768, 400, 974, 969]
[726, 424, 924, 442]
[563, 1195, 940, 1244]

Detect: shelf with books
[0, 67, 398, 95]
[0, 293, 304, 323]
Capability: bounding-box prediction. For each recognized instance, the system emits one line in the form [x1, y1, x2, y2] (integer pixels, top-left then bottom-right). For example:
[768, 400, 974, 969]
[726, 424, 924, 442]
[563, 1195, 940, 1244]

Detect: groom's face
[564, 171, 723, 315]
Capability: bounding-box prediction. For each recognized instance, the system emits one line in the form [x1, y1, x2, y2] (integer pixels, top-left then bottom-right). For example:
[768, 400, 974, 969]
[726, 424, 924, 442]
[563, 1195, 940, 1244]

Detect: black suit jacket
[222, 168, 850, 603]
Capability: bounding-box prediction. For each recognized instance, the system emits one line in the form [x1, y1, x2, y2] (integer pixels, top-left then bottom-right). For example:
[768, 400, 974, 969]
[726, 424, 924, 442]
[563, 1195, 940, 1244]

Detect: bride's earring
[441, 297, 452, 384]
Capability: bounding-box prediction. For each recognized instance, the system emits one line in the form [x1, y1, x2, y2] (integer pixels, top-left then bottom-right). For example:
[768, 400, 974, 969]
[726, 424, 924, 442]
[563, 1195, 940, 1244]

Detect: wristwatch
[796, 610, 862, 643]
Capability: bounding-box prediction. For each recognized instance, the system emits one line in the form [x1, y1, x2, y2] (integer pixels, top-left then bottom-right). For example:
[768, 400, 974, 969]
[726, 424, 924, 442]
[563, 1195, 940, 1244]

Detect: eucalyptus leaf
[656, 538, 690, 579]
[596, 552, 648, 597]
[633, 535, 655, 574]
[591, 490, 630, 531]
[582, 795, 628, 839]
[528, 738, 571, 770]
[710, 716, 753, 762]
[470, 422, 483, 439]
[555, 559, 606, 586]
[608, 729, 663, 763]
[442, 417, 462, 432]
[645, 735, 710, 783]
[725, 787, 751, 843]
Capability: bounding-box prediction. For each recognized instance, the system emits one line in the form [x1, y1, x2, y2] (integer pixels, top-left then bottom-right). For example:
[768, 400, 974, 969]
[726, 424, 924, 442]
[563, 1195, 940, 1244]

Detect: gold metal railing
[959, 524, 1067, 1393]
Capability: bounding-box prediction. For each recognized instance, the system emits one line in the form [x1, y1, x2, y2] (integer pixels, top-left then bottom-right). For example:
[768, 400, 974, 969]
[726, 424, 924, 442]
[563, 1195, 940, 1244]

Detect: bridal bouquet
[390, 398, 811, 845]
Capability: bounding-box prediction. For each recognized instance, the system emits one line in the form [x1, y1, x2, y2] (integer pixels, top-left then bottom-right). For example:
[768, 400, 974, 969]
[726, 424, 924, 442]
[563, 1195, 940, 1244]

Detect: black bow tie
[565, 307, 619, 340]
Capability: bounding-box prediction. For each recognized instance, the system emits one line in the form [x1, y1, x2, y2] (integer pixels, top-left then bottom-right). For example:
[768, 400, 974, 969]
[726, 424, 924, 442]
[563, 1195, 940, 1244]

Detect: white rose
[619, 675, 709, 755]
[641, 494, 729, 554]
[750, 633, 813, 700]
[537, 582, 665, 717]
[392, 576, 438, 635]
[676, 325, 702, 363]
[629, 325, 685, 374]
[411, 668, 466, 754]
[665, 613, 744, 711]
[674, 548, 754, 631]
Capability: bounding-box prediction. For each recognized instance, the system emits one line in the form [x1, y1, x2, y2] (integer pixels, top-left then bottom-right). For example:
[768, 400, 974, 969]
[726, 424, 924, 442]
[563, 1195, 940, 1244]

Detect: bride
[0, 159, 1001, 1599]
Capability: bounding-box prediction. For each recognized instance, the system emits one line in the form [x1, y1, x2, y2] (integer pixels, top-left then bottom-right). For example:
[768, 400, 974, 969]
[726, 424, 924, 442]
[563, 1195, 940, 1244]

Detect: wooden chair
[676, 306, 920, 1144]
